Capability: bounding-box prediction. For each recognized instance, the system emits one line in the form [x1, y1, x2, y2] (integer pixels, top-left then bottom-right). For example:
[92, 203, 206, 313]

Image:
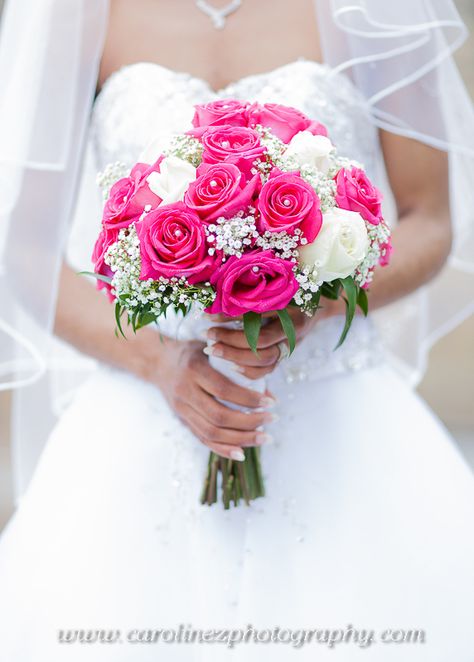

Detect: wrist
[121, 326, 166, 384]
[318, 296, 346, 320]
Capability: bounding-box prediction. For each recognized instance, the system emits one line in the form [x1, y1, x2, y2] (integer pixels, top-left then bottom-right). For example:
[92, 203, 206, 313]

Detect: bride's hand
[149, 337, 276, 460]
[206, 302, 343, 380]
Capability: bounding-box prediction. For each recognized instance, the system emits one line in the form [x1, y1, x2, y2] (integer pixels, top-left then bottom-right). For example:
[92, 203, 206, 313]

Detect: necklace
[195, 0, 242, 30]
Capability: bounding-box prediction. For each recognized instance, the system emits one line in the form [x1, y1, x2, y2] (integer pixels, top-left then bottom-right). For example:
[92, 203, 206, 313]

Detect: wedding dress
[0, 60, 473, 661]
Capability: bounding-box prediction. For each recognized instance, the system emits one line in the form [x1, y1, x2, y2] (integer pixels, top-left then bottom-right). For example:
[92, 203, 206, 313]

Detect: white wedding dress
[0, 60, 473, 661]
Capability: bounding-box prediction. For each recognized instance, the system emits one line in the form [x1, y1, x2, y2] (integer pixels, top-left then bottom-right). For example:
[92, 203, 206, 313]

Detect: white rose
[298, 208, 369, 282]
[146, 156, 196, 205]
[139, 135, 169, 165]
[282, 131, 333, 173]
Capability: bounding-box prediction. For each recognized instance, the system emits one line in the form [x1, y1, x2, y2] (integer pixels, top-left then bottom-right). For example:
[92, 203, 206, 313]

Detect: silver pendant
[195, 0, 242, 30]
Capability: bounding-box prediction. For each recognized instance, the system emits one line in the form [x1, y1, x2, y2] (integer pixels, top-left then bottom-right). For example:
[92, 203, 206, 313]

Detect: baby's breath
[96, 162, 130, 199]
[206, 210, 259, 258]
[105, 225, 215, 318]
[164, 135, 203, 167]
[255, 228, 302, 261]
[328, 156, 364, 178]
[293, 265, 323, 313]
[354, 221, 391, 288]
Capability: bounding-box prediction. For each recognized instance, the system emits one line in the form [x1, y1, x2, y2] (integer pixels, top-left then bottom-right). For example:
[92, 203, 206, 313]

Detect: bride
[0, 0, 473, 659]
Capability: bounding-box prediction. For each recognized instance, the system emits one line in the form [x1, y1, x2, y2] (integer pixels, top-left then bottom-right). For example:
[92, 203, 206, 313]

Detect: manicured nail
[256, 432, 273, 445]
[207, 329, 218, 340]
[263, 412, 279, 423]
[260, 396, 277, 408]
[230, 449, 245, 461]
[229, 363, 245, 373]
[203, 345, 223, 357]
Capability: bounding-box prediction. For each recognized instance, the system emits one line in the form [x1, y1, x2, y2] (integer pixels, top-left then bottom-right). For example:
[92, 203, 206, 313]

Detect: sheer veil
[0, 0, 473, 497]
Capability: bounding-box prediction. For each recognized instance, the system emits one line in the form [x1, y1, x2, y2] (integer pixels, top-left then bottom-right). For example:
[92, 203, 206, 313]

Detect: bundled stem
[200, 447, 265, 509]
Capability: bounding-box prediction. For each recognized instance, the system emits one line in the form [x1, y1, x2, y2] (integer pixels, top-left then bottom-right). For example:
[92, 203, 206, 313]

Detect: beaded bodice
[91, 59, 384, 381]
[92, 59, 378, 176]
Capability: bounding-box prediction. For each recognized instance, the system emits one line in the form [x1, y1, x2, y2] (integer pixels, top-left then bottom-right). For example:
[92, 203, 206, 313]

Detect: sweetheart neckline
[96, 57, 333, 102]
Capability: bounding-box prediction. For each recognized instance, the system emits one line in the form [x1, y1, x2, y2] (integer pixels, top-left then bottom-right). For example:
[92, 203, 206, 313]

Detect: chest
[100, 0, 322, 91]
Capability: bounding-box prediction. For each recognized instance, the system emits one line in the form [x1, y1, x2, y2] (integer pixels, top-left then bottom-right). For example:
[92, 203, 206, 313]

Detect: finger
[205, 312, 279, 324]
[179, 408, 244, 459]
[237, 365, 277, 380]
[205, 442, 245, 461]
[195, 361, 276, 409]
[178, 403, 270, 451]
[193, 385, 276, 431]
[205, 343, 280, 367]
[208, 318, 286, 350]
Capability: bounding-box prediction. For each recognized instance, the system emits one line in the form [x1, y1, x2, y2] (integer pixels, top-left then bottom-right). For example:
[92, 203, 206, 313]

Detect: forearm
[365, 209, 452, 311]
[54, 262, 166, 381]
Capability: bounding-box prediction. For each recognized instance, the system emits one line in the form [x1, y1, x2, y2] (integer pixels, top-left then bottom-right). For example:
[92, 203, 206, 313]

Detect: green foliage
[277, 308, 296, 354]
[243, 311, 262, 354]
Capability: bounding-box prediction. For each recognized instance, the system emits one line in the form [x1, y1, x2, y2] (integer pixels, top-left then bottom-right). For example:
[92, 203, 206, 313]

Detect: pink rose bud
[247, 102, 328, 143]
[136, 202, 216, 284]
[102, 161, 163, 230]
[207, 249, 299, 317]
[192, 98, 250, 129]
[335, 167, 383, 225]
[184, 162, 259, 222]
[257, 169, 323, 242]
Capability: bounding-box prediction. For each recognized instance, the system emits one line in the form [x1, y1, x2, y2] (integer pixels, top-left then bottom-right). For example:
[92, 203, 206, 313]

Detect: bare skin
[55, 0, 451, 459]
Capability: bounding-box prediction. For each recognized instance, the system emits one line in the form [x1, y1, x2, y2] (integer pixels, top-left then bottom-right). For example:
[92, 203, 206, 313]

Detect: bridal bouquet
[88, 99, 392, 508]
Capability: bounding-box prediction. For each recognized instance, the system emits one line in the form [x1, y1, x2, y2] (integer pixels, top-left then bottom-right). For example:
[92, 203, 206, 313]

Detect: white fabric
[0, 0, 472, 498]
[0, 0, 108, 389]
[0, 319, 473, 660]
[0, 60, 473, 661]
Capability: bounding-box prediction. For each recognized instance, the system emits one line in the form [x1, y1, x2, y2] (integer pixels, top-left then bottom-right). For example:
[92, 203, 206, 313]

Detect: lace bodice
[92, 59, 378, 176]
[90, 59, 384, 381]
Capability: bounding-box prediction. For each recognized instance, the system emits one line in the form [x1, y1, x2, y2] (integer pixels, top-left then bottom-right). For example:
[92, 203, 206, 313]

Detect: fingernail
[260, 396, 277, 408]
[230, 449, 245, 461]
[229, 363, 245, 374]
[263, 412, 279, 423]
[256, 432, 273, 445]
[203, 345, 223, 357]
[207, 329, 217, 340]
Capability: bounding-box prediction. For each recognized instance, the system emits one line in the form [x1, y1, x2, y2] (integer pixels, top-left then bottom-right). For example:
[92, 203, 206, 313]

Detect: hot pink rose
[192, 99, 249, 130]
[102, 161, 163, 229]
[335, 167, 383, 225]
[248, 102, 328, 143]
[137, 202, 214, 284]
[207, 249, 299, 316]
[199, 125, 266, 173]
[184, 162, 259, 222]
[92, 227, 118, 300]
[257, 170, 322, 242]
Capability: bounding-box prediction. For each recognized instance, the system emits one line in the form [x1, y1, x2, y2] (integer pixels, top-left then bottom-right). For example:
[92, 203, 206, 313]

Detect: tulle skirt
[0, 317, 473, 661]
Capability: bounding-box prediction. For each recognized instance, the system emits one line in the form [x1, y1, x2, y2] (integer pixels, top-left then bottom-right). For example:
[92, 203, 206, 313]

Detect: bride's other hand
[149, 337, 276, 460]
[55, 264, 275, 461]
[206, 301, 343, 380]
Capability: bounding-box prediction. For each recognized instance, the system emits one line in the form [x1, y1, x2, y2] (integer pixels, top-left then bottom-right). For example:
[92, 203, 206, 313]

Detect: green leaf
[276, 308, 296, 355]
[321, 281, 341, 300]
[114, 303, 127, 339]
[243, 311, 262, 354]
[77, 270, 112, 285]
[136, 311, 157, 329]
[357, 287, 369, 317]
[334, 276, 357, 349]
